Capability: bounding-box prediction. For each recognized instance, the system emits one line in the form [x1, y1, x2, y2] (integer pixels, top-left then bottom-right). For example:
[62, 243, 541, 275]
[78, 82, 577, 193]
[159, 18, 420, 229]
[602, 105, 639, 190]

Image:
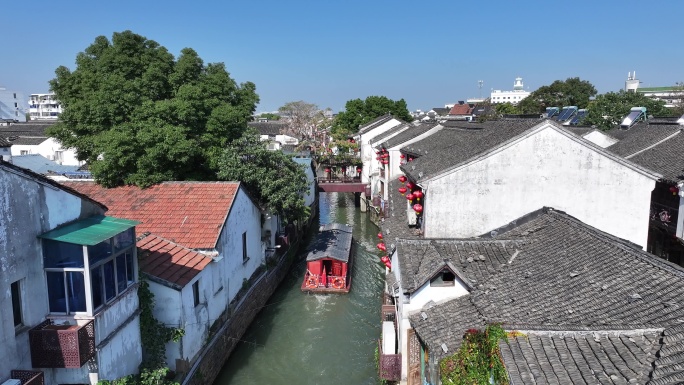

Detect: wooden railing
[651, 201, 679, 231]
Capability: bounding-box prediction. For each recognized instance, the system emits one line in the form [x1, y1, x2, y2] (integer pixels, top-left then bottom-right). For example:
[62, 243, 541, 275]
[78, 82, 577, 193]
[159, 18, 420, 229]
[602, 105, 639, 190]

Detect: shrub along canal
[213, 192, 385, 385]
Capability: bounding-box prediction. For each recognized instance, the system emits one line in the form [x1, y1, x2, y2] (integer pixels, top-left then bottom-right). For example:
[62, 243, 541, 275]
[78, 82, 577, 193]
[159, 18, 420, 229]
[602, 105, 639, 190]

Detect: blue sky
[2, 0, 683, 113]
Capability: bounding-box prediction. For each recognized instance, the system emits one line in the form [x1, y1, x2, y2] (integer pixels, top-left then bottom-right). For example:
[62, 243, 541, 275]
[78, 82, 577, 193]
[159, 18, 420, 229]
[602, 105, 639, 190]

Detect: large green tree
[517, 77, 597, 114]
[582, 90, 670, 129]
[48, 30, 259, 187]
[217, 130, 309, 222]
[331, 96, 412, 139]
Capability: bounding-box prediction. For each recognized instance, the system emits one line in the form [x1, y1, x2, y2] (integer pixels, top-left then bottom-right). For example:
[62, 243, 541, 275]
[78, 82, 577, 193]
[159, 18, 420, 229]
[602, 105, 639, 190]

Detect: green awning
[39, 215, 140, 246]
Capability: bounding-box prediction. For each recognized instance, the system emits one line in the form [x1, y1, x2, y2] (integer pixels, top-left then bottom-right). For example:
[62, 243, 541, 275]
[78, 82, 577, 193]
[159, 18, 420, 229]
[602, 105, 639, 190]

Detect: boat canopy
[305, 223, 353, 262]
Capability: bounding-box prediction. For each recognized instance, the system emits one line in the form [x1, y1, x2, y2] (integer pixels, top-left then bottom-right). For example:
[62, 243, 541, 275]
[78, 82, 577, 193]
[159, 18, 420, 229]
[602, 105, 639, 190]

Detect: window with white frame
[43, 227, 137, 315]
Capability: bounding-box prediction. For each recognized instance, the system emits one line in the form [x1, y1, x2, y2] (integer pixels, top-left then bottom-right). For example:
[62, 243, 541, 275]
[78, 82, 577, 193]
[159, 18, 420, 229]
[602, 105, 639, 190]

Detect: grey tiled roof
[430, 107, 450, 116]
[409, 295, 486, 355]
[248, 121, 286, 136]
[0, 121, 55, 137]
[626, 131, 684, 182]
[0, 137, 11, 147]
[500, 330, 661, 385]
[650, 324, 684, 385]
[400, 118, 545, 181]
[382, 122, 439, 149]
[378, 177, 422, 244]
[358, 114, 395, 134]
[396, 238, 519, 294]
[305, 223, 353, 262]
[408, 208, 684, 369]
[605, 122, 681, 157]
[369, 123, 410, 146]
[9, 137, 48, 145]
[564, 126, 594, 137]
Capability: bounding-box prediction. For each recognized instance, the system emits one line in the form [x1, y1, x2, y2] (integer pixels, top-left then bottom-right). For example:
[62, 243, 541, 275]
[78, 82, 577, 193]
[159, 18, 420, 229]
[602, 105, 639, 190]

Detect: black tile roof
[382, 122, 439, 149]
[430, 107, 450, 116]
[248, 121, 286, 136]
[9, 137, 48, 145]
[408, 208, 684, 369]
[606, 122, 682, 157]
[0, 137, 11, 147]
[399, 118, 545, 181]
[500, 330, 660, 385]
[0, 121, 55, 137]
[369, 123, 411, 147]
[624, 131, 684, 183]
[305, 223, 353, 262]
[358, 114, 396, 134]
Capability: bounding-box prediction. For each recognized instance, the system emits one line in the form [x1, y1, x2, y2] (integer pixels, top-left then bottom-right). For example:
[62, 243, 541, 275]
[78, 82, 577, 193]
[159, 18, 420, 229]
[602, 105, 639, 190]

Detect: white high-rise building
[490, 77, 531, 105]
[29, 93, 62, 120]
[0, 87, 28, 121]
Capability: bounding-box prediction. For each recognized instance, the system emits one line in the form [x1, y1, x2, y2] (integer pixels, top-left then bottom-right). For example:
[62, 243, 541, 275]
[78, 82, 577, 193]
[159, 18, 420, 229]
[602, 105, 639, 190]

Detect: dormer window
[430, 269, 455, 287]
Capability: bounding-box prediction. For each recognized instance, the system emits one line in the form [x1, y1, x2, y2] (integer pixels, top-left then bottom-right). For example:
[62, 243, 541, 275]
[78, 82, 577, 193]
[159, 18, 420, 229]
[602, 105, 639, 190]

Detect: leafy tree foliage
[217, 130, 309, 222]
[517, 77, 597, 114]
[494, 102, 518, 115]
[331, 96, 412, 139]
[583, 90, 670, 129]
[258, 112, 281, 121]
[48, 30, 259, 187]
[278, 101, 332, 140]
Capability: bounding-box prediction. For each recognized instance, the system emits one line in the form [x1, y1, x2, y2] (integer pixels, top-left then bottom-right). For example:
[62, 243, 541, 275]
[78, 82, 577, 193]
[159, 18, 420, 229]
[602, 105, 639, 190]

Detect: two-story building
[1, 160, 141, 385]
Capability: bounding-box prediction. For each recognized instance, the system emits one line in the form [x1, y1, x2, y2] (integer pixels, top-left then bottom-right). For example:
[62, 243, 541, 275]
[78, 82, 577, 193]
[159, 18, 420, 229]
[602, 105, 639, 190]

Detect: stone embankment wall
[183, 200, 318, 385]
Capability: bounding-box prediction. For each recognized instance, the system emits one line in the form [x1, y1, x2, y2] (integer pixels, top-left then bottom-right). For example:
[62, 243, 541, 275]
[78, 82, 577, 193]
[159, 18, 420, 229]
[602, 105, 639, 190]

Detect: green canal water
[213, 192, 385, 385]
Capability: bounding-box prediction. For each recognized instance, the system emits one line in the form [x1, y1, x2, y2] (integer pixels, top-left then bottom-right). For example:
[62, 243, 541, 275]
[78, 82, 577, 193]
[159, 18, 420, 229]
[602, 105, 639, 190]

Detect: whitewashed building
[62, 181, 275, 372]
[0, 160, 142, 385]
[0, 87, 28, 122]
[400, 119, 659, 247]
[28, 93, 62, 120]
[2, 122, 83, 166]
[354, 114, 404, 187]
[490, 77, 530, 105]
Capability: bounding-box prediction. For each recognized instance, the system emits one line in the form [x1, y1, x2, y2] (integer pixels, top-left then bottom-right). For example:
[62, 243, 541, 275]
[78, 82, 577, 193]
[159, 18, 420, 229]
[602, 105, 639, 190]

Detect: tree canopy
[217, 130, 309, 222]
[331, 96, 412, 139]
[277, 101, 332, 140]
[517, 77, 597, 114]
[582, 90, 670, 130]
[48, 30, 259, 187]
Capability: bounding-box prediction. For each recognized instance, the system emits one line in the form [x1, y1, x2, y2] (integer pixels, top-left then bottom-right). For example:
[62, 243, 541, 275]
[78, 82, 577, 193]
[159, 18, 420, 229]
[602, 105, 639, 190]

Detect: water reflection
[214, 192, 384, 385]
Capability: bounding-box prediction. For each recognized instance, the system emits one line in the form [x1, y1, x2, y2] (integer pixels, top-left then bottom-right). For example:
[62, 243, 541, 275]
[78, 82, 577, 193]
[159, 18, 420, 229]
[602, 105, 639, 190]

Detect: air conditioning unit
[2, 379, 22, 385]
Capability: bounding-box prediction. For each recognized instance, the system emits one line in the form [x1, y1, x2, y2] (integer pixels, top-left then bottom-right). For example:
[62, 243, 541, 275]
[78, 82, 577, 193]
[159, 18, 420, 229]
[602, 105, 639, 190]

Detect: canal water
[213, 192, 385, 385]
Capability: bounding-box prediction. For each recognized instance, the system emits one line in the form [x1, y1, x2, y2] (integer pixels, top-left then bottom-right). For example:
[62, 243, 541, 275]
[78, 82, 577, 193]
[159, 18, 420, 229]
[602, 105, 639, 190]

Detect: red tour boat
[301, 223, 354, 294]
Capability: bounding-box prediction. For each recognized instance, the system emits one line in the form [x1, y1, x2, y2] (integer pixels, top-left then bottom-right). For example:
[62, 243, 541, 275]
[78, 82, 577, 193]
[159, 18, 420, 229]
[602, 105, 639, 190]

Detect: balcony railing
[378, 339, 401, 381]
[11, 370, 44, 385]
[29, 319, 95, 368]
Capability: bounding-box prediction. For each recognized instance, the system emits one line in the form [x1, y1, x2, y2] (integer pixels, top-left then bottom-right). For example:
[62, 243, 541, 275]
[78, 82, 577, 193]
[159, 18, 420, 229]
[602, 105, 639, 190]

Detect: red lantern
[356, 166, 362, 173]
[384, 260, 391, 269]
[377, 243, 387, 251]
[406, 182, 414, 190]
[382, 160, 389, 165]
[378, 232, 383, 239]
[406, 193, 414, 201]
[382, 153, 389, 158]
[413, 191, 424, 201]
[398, 187, 407, 195]
[670, 186, 679, 195]
[400, 154, 405, 159]
[381, 255, 390, 263]
[325, 168, 331, 173]
[413, 204, 423, 214]
[408, 157, 414, 162]
[398, 175, 407, 184]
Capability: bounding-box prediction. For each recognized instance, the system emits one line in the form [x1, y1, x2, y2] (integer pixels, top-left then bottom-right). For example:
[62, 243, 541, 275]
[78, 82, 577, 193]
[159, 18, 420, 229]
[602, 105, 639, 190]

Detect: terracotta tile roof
[448, 104, 472, 115]
[62, 181, 240, 249]
[137, 234, 212, 288]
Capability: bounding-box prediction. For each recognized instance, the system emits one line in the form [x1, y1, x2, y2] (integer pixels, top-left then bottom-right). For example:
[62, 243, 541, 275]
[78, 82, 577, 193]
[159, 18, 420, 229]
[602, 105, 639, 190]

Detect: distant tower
[625, 71, 640, 92]
[513, 77, 524, 91]
[478, 80, 484, 98]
